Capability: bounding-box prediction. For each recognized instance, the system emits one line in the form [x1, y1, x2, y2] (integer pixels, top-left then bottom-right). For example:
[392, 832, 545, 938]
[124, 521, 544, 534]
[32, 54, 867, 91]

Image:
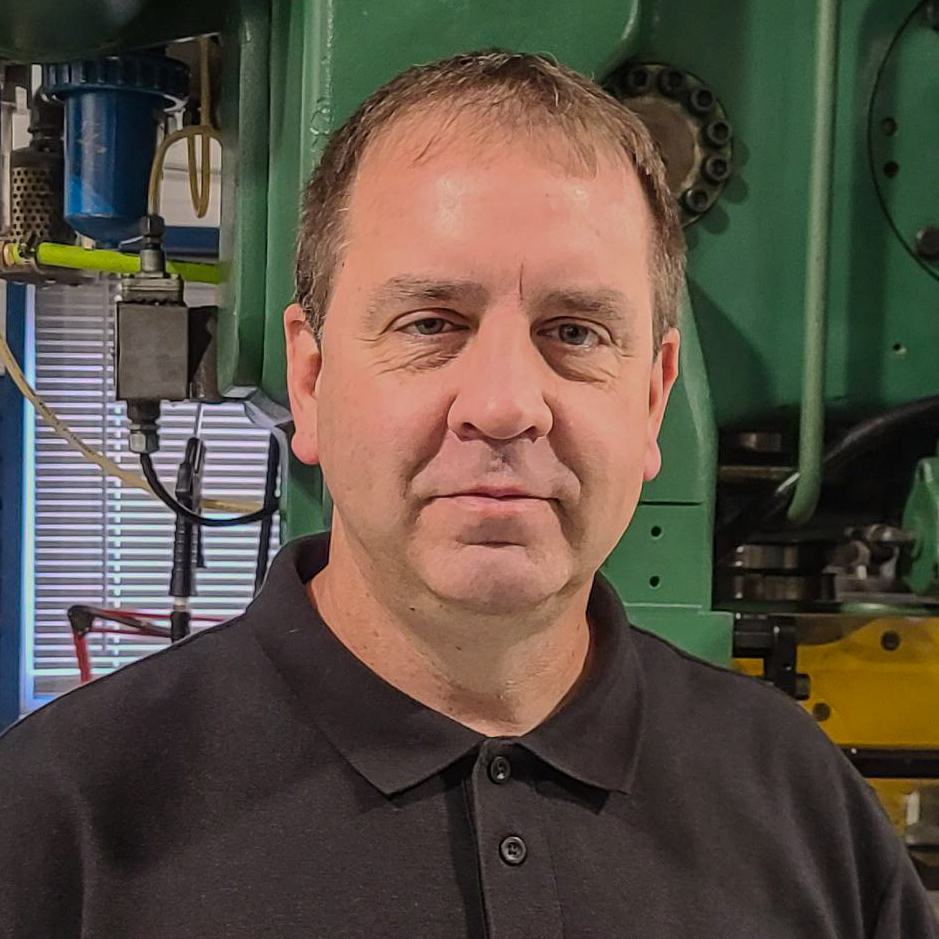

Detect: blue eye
[553, 323, 600, 347]
[405, 318, 453, 336]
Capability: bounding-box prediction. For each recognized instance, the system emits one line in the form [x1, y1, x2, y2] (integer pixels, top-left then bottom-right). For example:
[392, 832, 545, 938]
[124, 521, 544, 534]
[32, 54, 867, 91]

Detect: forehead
[339, 108, 653, 307]
[356, 105, 643, 201]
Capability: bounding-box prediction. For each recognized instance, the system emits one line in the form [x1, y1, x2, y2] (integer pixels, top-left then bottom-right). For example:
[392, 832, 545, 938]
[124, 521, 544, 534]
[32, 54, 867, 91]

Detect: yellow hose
[4, 241, 222, 284]
[149, 36, 218, 217]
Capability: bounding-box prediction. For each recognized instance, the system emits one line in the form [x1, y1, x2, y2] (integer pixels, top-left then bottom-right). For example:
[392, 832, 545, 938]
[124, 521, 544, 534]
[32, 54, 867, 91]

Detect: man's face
[286, 113, 679, 615]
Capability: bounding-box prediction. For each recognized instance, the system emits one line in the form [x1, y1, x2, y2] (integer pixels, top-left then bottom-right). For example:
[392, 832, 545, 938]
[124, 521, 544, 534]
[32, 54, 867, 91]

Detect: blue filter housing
[44, 54, 189, 245]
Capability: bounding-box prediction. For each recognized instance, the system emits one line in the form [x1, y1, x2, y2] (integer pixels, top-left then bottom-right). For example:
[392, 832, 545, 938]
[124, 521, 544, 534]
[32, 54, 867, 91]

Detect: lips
[450, 487, 543, 500]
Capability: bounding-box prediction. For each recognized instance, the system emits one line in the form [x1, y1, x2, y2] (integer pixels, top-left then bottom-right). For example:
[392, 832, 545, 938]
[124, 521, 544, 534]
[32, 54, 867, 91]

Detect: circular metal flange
[604, 61, 734, 227]
[868, 1, 939, 281]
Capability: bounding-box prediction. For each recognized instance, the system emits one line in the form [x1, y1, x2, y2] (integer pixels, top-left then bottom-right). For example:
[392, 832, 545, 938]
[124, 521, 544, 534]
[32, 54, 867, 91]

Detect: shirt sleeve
[0, 718, 83, 939]
[870, 849, 939, 939]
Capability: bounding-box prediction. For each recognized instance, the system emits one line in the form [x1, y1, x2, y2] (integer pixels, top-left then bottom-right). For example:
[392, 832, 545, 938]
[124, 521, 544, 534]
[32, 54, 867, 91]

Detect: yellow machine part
[735, 616, 939, 832]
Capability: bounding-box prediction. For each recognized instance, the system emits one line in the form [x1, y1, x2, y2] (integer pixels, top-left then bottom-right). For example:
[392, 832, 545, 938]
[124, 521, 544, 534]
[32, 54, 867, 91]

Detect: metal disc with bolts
[604, 61, 734, 226]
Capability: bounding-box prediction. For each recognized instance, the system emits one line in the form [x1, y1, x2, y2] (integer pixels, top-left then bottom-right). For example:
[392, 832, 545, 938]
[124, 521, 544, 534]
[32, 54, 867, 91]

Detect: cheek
[317, 364, 443, 493]
[563, 390, 649, 503]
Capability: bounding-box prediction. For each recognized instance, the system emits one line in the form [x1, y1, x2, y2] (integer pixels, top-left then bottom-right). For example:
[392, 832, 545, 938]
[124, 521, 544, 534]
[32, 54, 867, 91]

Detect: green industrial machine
[3, 0, 939, 882]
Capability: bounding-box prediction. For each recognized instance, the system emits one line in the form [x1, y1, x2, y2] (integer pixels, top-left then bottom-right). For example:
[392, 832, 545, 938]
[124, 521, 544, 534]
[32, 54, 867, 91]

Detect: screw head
[914, 226, 939, 261]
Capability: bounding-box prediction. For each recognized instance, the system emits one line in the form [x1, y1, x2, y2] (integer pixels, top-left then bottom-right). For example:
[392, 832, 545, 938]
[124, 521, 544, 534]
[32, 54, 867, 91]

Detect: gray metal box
[116, 301, 190, 402]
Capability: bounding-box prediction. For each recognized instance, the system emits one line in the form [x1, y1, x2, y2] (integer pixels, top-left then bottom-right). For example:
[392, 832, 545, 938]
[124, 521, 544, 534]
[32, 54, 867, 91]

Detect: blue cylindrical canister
[44, 54, 189, 245]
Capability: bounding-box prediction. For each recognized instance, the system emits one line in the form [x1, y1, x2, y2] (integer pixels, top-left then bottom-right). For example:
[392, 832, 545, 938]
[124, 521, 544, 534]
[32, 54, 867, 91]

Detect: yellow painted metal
[735, 616, 939, 836]
[796, 617, 939, 749]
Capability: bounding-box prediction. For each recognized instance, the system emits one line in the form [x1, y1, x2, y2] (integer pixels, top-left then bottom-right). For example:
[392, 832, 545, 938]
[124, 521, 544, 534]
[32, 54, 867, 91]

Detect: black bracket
[732, 614, 810, 700]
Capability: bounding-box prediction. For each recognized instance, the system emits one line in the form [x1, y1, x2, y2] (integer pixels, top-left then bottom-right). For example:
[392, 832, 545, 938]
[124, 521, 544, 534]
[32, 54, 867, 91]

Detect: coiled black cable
[140, 447, 279, 529]
[714, 395, 939, 563]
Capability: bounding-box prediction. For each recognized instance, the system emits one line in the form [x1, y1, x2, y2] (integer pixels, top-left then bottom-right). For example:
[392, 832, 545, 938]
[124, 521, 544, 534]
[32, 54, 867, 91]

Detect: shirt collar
[248, 533, 645, 797]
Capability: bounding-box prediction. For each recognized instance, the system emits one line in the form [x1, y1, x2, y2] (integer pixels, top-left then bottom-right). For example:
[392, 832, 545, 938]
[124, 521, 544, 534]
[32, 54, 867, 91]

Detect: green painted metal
[900, 453, 939, 597]
[283, 453, 332, 539]
[653, 0, 939, 428]
[787, 0, 839, 526]
[603, 292, 733, 663]
[215, 0, 271, 396]
[869, 4, 939, 285]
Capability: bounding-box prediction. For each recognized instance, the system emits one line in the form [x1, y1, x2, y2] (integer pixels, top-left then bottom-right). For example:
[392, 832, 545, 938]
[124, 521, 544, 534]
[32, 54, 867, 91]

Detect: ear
[284, 303, 323, 465]
[643, 327, 681, 482]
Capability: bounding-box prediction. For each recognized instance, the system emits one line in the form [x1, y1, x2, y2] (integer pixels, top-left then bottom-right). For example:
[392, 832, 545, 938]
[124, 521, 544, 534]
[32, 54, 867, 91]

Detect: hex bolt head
[682, 187, 711, 214]
[914, 226, 939, 261]
[704, 120, 732, 148]
[128, 428, 159, 454]
[703, 155, 731, 183]
[624, 67, 651, 96]
[658, 68, 686, 97]
[139, 213, 166, 240]
[688, 87, 715, 115]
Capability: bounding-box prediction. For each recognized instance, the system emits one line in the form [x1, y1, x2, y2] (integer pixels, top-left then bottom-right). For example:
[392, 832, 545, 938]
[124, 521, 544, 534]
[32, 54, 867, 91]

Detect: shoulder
[626, 622, 894, 833]
[628, 623, 903, 872]
[0, 613, 255, 775]
[629, 621, 830, 755]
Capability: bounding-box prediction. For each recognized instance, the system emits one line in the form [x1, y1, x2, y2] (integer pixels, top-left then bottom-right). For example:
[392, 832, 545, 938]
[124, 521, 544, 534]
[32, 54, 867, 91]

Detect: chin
[418, 542, 570, 614]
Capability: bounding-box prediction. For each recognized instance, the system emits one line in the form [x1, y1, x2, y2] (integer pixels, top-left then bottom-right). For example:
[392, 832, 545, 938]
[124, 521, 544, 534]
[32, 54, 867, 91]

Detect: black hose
[170, 609, 191, 643]
[714, 395, 939, 562]
[140, 453, 278, 528]
[254, 436, 281, 594]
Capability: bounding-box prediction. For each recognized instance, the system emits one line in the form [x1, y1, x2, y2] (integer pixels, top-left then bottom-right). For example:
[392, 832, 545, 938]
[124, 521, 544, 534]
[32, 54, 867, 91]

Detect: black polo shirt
[1, 534, 936, 938]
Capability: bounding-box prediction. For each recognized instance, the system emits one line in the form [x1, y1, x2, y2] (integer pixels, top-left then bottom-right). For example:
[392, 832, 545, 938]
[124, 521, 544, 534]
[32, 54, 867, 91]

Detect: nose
[446, 311, 554, 442]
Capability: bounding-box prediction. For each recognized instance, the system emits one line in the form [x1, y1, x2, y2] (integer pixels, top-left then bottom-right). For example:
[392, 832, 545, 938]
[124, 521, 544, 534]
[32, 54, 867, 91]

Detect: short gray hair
[295, 49, 685, 351]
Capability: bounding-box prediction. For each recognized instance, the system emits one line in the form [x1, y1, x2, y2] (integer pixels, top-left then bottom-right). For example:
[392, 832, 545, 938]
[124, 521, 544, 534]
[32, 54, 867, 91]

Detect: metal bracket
[732, 614, 811, 700]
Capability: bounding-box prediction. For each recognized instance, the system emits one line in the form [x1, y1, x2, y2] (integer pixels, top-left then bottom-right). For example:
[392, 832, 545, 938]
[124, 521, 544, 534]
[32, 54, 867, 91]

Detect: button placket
[468, 741, 563, 939]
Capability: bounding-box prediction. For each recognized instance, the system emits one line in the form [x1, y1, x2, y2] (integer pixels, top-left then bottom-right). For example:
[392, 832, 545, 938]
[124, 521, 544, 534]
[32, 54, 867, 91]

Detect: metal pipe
[787, 0, 840, 525]
[4, 240, 222, 284]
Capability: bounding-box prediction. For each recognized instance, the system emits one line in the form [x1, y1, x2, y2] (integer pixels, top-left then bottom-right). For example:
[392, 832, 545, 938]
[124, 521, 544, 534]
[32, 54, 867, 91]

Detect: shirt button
[499, 835, 527, 866]
[488, 756, 512, 784]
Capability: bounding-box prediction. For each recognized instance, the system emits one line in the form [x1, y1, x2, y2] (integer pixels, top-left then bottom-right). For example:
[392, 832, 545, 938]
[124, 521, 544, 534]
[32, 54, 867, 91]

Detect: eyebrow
[363, 276, 637, 331]
[364, 276, 489, 328]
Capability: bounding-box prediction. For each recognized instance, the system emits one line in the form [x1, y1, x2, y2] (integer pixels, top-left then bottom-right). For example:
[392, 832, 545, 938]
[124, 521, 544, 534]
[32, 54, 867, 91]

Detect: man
[1, 50, 936, 938]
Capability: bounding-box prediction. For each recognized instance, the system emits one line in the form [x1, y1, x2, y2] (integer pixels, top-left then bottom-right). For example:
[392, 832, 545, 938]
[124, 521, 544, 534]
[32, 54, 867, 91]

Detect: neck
[307, 529, 592, 737]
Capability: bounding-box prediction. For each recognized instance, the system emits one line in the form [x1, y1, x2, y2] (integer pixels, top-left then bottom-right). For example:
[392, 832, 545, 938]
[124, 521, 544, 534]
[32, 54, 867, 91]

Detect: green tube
[10, 241, 223, 285]
[787, 0, 839, 526]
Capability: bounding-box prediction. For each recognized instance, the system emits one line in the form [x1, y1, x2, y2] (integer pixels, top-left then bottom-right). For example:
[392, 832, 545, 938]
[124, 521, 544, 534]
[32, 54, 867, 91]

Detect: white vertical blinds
[28, 279, 279, 703]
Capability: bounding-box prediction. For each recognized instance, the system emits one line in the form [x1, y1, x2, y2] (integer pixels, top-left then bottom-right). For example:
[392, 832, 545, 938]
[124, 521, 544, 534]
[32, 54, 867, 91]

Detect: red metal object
[66, 605, 225, 683]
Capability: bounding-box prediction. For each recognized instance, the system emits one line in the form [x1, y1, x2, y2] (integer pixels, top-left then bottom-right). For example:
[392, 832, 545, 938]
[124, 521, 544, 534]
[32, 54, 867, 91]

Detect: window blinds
[27, 279, 279, 706]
